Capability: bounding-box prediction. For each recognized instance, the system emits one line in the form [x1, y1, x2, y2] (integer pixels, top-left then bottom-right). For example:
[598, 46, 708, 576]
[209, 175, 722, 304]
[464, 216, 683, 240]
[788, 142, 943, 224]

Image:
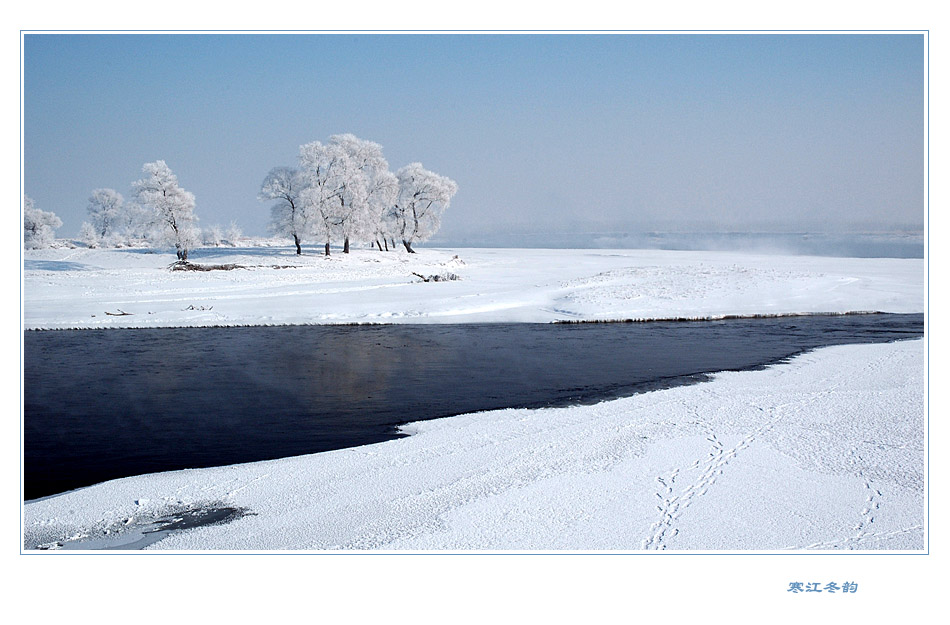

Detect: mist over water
[429, 231, 924, 259]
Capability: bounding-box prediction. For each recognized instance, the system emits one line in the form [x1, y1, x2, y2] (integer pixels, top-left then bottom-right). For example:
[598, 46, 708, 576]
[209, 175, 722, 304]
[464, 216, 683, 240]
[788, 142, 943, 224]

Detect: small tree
[87, 188, 124, 239]
[392, 163, 458, 253]
[202, 224, 224, 247]
[23, 195, 62, 249]
[131, 160, 198, 260]
[260, 166, 307, 254]
[224, 221, 242, 246]
[78, 222, 100, 248]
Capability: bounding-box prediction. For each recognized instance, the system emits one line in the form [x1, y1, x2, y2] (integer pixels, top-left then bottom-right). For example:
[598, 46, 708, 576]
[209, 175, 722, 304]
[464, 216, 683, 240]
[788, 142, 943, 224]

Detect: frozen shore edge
[23, 310, 894, 332]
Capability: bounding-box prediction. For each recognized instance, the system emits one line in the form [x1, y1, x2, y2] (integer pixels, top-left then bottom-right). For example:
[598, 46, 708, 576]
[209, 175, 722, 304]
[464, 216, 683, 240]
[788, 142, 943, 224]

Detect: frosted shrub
[78, 222, 100, 248]
[23, 195, 62, 249]
[224, 221, 242, 246]
[203, 224, 224, 247]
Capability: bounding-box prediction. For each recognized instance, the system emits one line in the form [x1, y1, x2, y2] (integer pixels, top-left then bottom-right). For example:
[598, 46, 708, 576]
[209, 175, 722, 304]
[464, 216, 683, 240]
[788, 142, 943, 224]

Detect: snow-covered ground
[21, 245, 925, 551]
[23, 245, 922, 329]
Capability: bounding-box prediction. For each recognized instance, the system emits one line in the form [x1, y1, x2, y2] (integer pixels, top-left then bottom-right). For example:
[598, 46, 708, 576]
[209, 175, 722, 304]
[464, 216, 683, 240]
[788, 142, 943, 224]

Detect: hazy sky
[23, 33, 925, 240]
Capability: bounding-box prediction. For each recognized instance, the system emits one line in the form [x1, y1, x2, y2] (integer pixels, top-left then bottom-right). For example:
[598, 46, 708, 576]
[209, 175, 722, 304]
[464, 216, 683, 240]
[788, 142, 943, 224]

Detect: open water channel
[23, 314, 923, 501]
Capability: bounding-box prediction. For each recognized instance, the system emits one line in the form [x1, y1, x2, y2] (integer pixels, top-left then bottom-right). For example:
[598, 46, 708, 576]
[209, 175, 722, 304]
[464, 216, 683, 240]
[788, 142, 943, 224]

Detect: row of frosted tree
[260, 133, 458, 255]
[24, 160, 213, 259]
[24, 134, 457, 259]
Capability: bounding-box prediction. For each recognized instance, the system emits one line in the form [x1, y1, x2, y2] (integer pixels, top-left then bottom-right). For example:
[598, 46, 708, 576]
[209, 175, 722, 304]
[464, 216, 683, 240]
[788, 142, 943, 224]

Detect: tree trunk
[325, 242, 331, 256]
[384, 238, 389, 251]
[293, 234, 301, 255]
[375, 240, 383, 251]
[403, 239, 415, 253]
[343, 236, 350, 254]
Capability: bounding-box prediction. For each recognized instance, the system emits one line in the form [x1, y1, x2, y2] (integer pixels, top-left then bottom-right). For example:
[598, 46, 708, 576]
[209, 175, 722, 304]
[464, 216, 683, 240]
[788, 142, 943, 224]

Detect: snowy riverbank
[21, 246, 925, 551]
[23, 245, 923, 329]
[24, 338, 924, 550]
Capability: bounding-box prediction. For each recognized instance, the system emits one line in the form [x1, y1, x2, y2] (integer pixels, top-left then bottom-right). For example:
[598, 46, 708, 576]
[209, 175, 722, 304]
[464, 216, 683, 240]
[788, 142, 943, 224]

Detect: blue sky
[23, 33, 925, 241]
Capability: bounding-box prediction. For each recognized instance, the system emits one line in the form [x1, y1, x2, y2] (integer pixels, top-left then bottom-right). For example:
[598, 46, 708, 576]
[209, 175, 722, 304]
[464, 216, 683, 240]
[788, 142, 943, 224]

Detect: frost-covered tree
[202, 224, 224, 247]
[391, 163, 458, 253]
[131, 160, 198, 260]
[292, 134, 400, 255]
[78, 222, 100, 248]
[369, 170, 399, 250]
[224, 221, 242, 246]
[259, 166, 308, 254]
[86, 188, 124, 239]
[23, 195, 62, 249]
[278, 134, 446, 255]
[328, 134, 396, 254]
[298, 140, 348, 256]
[116, 201, 154, 247]
[375, 207, 399, 250]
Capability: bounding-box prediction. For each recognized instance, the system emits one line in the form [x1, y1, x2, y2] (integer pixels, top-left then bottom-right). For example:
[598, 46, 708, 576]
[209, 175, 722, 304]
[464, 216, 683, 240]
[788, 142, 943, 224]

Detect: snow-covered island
[22, 245, 925, 550]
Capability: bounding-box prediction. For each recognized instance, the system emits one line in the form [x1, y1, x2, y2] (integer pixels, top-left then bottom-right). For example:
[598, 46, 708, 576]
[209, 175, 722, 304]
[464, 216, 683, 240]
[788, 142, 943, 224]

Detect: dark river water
[23, 314, 923, 500]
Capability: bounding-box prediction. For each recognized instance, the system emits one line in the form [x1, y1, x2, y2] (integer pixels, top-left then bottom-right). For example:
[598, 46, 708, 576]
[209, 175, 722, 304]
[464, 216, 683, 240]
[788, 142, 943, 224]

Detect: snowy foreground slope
[23, 246, 922, 328]
[23, 339, 923, 550]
